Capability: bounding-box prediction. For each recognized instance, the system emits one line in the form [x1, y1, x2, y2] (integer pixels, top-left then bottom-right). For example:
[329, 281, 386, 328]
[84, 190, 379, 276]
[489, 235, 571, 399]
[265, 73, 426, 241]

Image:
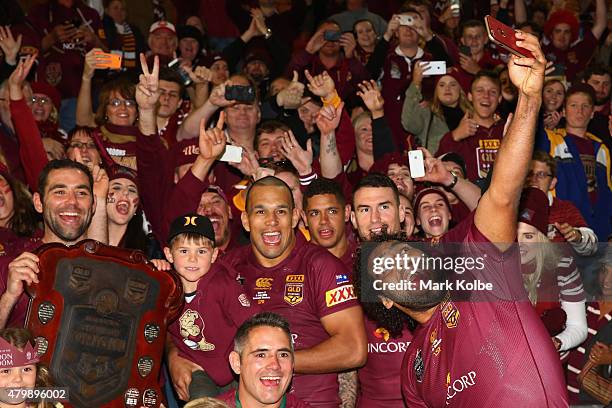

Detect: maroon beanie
[369, 152, 407, 174]
[413, 187, 451, 213]
[108, 164, 138, 185]
[31, 82, 61, 110]
[518, 187, 549, 234]
[544, 10, 579, 43]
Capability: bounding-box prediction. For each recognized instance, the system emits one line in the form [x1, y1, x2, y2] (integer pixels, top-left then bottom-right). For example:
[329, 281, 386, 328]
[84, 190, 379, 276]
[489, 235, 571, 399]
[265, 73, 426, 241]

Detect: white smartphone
[408, 150, 425, 178]
[420, 61, 446, 76]
[219, 145, 243, 163]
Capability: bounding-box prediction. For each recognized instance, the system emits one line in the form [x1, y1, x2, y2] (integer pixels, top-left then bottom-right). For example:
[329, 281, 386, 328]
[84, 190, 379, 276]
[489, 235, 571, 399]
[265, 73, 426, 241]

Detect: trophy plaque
[26, 240, 183, 408]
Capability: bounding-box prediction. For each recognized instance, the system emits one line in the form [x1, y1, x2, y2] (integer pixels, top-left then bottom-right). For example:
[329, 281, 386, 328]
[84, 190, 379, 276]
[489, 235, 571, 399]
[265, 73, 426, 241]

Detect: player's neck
[329, 236, 349, 259]
[42, 229, 85, 246]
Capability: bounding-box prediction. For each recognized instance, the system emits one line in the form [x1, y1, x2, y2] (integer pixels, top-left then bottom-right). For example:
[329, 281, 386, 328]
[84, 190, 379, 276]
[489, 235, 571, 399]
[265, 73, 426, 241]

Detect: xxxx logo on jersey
[325, 284, 356, 307]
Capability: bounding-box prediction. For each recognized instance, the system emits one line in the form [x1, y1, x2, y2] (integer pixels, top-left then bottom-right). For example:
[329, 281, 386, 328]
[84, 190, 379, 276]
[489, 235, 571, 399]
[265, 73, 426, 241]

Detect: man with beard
[196, 185, 241, 254]
[358, 31, 569, 406]
[225, 176, 367, 407]
[436, 70, 506, 181]
[0, 160, 96, 328]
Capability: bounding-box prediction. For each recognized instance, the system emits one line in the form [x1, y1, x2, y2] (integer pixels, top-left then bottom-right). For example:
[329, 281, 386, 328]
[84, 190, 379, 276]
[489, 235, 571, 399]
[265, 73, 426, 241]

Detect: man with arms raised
[358, 32, 568, 406]
[225, 177, 367, 407]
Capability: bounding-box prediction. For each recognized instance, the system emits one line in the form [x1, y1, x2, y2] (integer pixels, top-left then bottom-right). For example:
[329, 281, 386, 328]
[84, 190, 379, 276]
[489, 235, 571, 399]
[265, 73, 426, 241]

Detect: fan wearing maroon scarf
[358, 31, 569, 407]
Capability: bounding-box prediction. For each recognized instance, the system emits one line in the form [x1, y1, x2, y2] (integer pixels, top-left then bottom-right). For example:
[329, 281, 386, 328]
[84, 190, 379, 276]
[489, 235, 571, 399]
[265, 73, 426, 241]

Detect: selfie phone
[399, 15, 415, 26]
[219, 145, 243, 163]
[408, 150, 425, 178]
[94, 51, 122, 69]
[323, 30, 342, 42]
[225, 85, 256, 104]
[484, 15, 534, 59]
[459, 45, 471, 57]
[420, 61, 446, 76]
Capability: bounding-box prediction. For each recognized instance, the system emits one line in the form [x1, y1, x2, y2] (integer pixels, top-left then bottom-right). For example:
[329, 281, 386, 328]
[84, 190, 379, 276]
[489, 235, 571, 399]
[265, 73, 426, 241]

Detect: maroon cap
[172, 138, 200, 168]
[435, 67, 471, 94]
[518, 187, 549, 234]
[31, 82, 61, 110]
[544, 10, 579, 43]
[413, 187, 451, 213]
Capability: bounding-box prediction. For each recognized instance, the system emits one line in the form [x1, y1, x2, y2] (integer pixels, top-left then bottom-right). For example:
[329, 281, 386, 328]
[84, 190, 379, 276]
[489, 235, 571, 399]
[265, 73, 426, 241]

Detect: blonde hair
[431, 76, 473, 119]
[522, 230, 562, 305]
[184, 397, 231, 408]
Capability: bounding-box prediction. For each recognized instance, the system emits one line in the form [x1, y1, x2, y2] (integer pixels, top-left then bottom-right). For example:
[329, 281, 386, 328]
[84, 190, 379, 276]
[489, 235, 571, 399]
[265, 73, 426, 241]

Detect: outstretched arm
[474, 32, 546, 249]
[591, 0, 607, 39]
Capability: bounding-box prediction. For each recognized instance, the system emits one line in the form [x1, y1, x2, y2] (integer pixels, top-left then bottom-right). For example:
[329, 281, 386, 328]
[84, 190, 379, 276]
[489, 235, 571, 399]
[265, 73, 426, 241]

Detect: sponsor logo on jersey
[238, 293, 250, 307]
[368, 340, 411, 353]
[446, 371, 477, 404]
[255, 277, 273, 289]
[414, 349, 424, 383]
[374, 327, 390, 342]
[325, 285, 356, 307]
[430, 329, 442, 356]
[286, 274, 304, 283]
[335, 274, 349, 284]
[441, 301, 460, 328]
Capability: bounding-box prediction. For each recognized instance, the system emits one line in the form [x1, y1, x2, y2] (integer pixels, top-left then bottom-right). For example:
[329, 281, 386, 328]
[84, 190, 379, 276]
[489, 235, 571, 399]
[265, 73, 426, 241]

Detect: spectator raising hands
[0, 26, 22, 66]
[356, 80, 384, 119]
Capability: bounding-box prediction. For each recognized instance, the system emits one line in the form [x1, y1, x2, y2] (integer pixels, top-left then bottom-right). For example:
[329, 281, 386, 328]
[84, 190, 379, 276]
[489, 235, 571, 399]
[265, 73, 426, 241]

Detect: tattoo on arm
[325, 134, 337, 156]
[338, 370, 359, 408]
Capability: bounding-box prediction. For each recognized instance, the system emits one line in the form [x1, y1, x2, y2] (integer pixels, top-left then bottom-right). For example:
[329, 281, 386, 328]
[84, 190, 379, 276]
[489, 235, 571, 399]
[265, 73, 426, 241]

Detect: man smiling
[225, 177, 366, 407]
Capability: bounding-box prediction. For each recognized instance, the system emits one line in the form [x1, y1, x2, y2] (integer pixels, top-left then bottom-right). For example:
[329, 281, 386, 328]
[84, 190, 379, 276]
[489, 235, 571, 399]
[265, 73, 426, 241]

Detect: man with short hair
[537, 83, 612, 241]
[527, 151, 598, 255]
[458, 20, 502, 75]
[582, 64, 612, 151]
[225, 176, 367, 407]
[157, 68, 187, 147]
[0, 160, 96, 328]
[217, 312, 309, 407]
[436, 70, 506, 181]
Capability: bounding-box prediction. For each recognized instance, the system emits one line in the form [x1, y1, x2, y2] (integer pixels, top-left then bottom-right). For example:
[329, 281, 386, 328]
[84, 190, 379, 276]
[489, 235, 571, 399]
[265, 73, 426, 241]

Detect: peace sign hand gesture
[136, 53, 160, 111]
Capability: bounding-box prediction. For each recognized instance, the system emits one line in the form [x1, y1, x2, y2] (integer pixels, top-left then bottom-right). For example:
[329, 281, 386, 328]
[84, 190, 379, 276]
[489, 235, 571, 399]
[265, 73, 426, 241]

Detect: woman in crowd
[541, 78, 566, 130]
[402, 66, 472, 152]
[517, 188, 587, 358]
[101, 0, 146, 72]
[353, 19, 378, 65]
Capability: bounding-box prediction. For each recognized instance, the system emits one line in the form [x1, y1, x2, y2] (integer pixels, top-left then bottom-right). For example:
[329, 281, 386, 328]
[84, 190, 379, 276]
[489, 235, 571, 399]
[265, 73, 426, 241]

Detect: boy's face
[164, 237, 218, 285]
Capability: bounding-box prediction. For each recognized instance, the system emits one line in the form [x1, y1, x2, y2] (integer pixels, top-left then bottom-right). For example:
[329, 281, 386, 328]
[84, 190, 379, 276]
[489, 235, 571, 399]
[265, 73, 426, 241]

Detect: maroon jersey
[225, 235, 359, 407]
[217, 389, 311, 407]
[0, 237, 42, 327]
[357, 318, 412, 408]
[167, 261, 256, 386]
[436, 121, 505, 181]
[401, 212, 568, 407]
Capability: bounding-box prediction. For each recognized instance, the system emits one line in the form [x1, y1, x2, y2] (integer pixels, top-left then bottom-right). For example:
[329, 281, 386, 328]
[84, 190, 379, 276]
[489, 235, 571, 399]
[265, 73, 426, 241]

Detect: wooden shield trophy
[26, 240, 183, 408]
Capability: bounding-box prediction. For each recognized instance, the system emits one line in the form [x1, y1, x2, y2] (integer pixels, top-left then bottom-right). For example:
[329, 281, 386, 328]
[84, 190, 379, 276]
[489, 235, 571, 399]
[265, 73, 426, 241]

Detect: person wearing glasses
[527, 151, 598, 256]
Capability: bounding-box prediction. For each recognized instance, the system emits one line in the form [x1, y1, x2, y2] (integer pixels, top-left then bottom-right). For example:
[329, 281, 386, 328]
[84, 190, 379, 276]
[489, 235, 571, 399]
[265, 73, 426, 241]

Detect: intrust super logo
[325, 285, 356, 307]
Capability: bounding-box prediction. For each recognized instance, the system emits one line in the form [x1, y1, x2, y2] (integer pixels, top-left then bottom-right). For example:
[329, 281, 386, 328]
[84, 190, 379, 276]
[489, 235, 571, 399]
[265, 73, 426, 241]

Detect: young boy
[161, 213, 256, 401]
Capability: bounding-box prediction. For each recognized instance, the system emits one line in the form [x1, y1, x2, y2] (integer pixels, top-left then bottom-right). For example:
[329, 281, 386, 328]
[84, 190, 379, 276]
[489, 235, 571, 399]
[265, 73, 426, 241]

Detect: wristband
[322, 91, 341, 109]
[446, 170, 459, 189]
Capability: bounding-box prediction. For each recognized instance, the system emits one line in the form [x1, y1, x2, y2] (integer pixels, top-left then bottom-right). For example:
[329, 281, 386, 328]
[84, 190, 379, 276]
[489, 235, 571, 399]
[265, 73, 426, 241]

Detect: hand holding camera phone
[484, 15, 534, 59]
[419, 61, 446, 76]
[225, 85, 256, 104]
[408, 150, 426, 178]
[168, 58, 192, 86]
[324, 30, 342, 42]
[93, 50, 122, 69]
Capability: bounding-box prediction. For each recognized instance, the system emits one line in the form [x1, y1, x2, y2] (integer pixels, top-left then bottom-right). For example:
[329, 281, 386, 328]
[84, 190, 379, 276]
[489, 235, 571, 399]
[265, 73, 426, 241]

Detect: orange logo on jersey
[286, 274, 304, 283]
[374, 327, 390, 342]
[441, 301, 460, 329]
[430, 329, 442, 356]
[325, 285, 356, 307]
[478, 139, 500, 150]
[255, 278, 273, 289]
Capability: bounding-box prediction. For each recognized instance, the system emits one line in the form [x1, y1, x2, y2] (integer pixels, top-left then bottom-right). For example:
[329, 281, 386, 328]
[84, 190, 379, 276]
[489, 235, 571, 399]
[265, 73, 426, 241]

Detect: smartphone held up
[484, 15, 534, 59]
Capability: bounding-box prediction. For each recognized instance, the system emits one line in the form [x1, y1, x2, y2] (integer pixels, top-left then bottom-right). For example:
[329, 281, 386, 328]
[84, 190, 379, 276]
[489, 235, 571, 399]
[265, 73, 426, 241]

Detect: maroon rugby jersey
[436, 121, 505, 181]
[401, 212, 568, 407]
[357, 317, 412, 408]
[218, 388, 311, 407]
[225, 235, 359, 407]
[167, 261, 256, 386]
